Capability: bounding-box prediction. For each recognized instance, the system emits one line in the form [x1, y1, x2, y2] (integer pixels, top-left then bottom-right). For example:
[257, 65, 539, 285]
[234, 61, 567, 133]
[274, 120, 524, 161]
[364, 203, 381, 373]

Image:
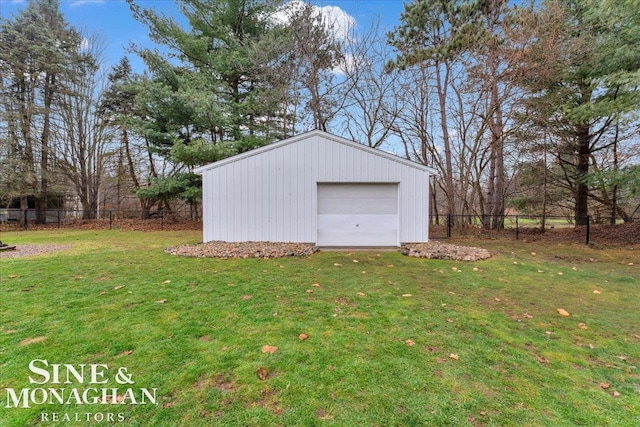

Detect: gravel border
[0, 244, 72, 259]
[402, 241, 491, 261]
[165, 240, 490, 261]
[164, 241, 318, 259]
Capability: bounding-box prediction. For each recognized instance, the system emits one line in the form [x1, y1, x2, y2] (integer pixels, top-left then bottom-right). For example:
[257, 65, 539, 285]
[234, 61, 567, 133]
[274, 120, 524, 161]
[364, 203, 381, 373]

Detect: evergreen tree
[0, 0, 83, 221]
[523, 0, 640, 224]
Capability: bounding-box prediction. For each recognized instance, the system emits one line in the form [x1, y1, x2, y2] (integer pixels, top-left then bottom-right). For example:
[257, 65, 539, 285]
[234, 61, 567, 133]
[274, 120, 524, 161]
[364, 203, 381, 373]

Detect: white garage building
[194, 130, 436, 247]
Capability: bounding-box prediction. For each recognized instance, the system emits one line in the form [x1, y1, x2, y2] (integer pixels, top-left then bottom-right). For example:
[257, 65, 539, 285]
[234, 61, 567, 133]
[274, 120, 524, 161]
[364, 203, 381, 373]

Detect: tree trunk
[37, 72, 55, 224]
[435, 61, 457, 223]
[489, 79, 505, 231]
[574, 124, 590, 226]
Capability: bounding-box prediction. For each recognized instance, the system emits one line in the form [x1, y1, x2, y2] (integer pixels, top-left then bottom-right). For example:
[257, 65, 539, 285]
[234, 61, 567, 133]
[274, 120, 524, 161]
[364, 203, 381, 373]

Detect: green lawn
[1, 230, 638, 426]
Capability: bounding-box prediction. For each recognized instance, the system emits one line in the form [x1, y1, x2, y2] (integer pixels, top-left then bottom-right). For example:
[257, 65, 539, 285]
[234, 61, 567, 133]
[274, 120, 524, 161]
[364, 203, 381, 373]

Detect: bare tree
[54, 34, 113, 219]
[338, 18, 399, 149]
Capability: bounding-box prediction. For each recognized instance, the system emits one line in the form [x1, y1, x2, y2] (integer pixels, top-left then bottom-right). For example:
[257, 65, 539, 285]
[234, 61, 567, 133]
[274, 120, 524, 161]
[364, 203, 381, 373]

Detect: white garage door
[317, 183, 398, 246]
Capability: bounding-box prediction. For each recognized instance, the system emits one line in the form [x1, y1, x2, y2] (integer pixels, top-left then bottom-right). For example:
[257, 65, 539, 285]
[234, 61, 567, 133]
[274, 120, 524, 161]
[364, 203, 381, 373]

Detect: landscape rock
[401, 241, 491, 261]
[164, 241, 317, 259]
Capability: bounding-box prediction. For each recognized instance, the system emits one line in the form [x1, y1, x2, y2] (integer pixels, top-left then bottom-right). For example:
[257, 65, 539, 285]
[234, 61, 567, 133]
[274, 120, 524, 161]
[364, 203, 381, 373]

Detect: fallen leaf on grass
[405, 339, 416, 346]
[356, 292, 366, 297]
[305, 289, 314, 293]
[612, 391, 621, 397]
[123, 350, 133, 356]
[105, 395, 126, 404]
[448, 353, 459, 361]
[352, 260, 359, 263]
[299, 333, 309, 341]
[557, 272, 564, 276]
[448, 291, 456, 295]
[162, 280, 171, 284]
[536, 355, 549, 364]
[578, 323, 588, 330]
[386, 264, 394, 268]
[600, 382, 610, 390]
[261, 345, 278, 354]
[8, 275, 18, 279]
[241, 295, 253, 300]
[99, 291, 107, 295]
[114, 285, 125, 290]
[494, 297, 501, 302]
[593, 290, 601, 294]
[155, 299, 167, 304]
[402, 294, 412, 297]
[557, 308, 570, 317]
[312, 283, 320, 287]
[523, 313, 534, 319]
[334, 263, 342, 267]
[256, 367, 269, 380]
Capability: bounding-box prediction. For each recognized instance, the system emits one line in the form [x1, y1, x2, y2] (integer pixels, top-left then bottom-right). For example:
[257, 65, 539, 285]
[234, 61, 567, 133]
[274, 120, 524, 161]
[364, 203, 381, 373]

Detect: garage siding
[200, 132, 431, 244]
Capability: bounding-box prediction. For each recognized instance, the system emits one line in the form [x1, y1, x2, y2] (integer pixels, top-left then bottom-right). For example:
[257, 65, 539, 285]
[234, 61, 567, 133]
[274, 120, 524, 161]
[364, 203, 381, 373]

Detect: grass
[1, 230, 638, 426]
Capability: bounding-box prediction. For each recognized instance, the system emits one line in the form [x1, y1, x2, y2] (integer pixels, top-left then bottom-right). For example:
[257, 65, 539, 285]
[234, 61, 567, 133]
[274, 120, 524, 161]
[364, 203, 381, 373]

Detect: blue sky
[0, 0, 407, 72]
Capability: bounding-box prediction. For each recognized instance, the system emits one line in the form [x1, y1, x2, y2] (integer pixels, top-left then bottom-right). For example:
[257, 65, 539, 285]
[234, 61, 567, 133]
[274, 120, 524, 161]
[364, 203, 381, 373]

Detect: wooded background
[1, 0, 639, 227]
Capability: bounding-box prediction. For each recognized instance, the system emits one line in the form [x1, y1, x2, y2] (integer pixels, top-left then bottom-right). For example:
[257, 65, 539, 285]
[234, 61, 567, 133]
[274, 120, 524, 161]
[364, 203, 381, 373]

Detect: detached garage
[194, 130, 436, 247]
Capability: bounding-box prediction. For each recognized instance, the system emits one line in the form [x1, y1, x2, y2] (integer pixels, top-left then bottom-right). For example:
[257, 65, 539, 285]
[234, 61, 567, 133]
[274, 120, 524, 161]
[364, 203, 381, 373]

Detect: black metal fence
[428, 214, 638, 245]
[0, 208, 201, 232]
[2, 209, 636, 245]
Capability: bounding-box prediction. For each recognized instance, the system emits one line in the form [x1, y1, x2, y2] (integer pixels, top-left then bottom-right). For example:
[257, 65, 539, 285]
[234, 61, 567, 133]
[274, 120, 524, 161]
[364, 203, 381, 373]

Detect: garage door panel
[318, 214, 396, 231]
[318, 184, 398, 214]
[317, 230, 398, 247]
[317, 184, 399, 246]
[318, 197, 397, 214]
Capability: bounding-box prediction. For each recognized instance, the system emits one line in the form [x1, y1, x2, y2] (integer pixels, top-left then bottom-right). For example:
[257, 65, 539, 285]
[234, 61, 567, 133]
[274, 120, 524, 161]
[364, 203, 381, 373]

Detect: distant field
[1, 230, 638, 426]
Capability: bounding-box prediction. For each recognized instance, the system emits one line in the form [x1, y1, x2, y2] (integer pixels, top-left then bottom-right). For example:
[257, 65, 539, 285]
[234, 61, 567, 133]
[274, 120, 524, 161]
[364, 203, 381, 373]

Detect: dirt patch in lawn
[20, 336, 46, 345]
[0, 244, 72, 259]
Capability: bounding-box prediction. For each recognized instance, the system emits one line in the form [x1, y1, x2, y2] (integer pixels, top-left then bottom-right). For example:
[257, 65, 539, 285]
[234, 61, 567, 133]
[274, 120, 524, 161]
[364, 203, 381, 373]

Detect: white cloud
[80, 37, 90, 52]
[272, 0, 356, 42]
[315, 4, 355, 42]
[70, 0, 105, 7]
